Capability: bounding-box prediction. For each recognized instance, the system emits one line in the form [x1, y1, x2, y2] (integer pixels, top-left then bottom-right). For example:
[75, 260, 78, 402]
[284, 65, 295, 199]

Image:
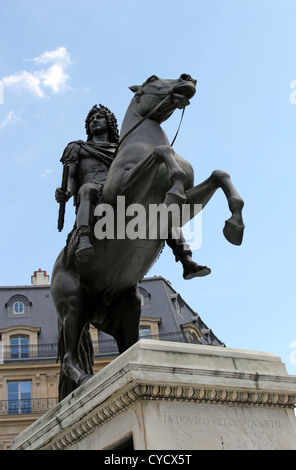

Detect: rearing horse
[51, 74, 244, 400]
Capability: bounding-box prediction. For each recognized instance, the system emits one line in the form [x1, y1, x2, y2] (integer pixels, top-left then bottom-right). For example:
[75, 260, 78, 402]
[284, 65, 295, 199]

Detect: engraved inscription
[163, 414, 282, 428]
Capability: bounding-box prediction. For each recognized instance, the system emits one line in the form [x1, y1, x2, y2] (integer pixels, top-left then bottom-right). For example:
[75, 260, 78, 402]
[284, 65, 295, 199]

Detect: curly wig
[85, 104, 119, 143]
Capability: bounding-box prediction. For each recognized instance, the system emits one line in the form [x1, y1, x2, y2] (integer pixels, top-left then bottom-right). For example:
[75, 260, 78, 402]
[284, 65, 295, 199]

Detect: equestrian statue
[52, 74, 244, 400]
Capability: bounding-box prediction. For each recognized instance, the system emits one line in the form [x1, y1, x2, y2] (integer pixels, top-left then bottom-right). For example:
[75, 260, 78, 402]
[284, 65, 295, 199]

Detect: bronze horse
[51, 74, 244, 399]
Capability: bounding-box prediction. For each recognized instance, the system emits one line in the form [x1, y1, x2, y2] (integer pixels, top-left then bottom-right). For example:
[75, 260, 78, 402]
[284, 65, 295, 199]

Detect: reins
[170, 107, 185, 147]
[115, 92, 185, 156]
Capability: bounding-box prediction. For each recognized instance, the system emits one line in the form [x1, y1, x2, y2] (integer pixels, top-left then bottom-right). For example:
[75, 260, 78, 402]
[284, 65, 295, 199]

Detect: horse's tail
[57, 321, 94, 401]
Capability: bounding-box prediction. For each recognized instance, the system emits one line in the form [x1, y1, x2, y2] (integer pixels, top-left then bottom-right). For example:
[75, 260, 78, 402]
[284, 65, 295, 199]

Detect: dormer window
[138, 287, 150, 309]
[171, 294, 184, 317]
[5, 295, 32, 318]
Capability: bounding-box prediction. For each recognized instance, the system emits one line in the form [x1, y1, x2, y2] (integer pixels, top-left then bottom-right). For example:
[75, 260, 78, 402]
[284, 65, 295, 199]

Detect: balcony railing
[0, 330, 200, 362]
[1, 343, 59, 361]
[0, 333, 202, 417]
[0, 397, 58, 415]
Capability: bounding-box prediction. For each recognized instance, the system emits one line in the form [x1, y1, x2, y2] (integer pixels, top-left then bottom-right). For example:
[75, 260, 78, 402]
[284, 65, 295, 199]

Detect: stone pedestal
[10, 340, 296, 450]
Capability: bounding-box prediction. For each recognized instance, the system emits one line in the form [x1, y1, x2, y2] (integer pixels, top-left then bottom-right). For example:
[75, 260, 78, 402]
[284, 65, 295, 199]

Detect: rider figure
[55, 104, 211, 277]
[55, 104, 118, 263]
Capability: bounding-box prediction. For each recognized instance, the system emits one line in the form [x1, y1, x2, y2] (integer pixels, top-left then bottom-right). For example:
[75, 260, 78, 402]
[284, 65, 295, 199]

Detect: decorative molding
[5, 294, 32, 308]
[47, 375, 57, 386]
[181, 322, 203, 341]
[45, 383, 296, 450]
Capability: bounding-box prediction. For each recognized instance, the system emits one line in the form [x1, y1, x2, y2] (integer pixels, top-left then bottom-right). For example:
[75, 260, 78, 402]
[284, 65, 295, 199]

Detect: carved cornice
[45, 383, 296, 450]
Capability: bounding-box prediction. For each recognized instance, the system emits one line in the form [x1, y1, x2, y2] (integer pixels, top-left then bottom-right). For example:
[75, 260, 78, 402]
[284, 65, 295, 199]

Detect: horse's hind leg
[105, 286, 141, 354]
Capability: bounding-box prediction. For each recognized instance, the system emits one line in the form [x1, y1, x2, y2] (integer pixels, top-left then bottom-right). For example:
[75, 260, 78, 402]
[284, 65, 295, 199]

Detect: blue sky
[1, 0, 296, 373]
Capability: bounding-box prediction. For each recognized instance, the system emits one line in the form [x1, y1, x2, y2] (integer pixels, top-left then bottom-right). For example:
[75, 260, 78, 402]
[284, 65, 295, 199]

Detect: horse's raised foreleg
[119, 145, 186, 207]
[185, 170, 245, 245]
[211, 170, 245, 245]
[153, 145, 187, 207]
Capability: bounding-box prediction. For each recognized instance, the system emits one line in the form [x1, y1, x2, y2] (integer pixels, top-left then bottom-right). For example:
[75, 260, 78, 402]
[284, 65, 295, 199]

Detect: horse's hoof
[77, 374, 92, 387]
[223, 218, 244, 245]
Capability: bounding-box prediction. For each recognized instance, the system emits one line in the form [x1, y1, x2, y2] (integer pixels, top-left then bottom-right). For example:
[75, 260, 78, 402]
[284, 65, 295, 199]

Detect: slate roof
[138, 276, 224, 346]
[0, 274, 224, 349]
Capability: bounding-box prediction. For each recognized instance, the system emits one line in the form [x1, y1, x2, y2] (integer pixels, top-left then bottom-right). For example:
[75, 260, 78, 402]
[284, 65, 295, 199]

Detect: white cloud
[40, 64, 69, 94]
[0, 47, 71, 98]
[2, 70, 44, 97]
[0, 110, 22, 128]
[29, 46, 71, 66]
[41, 169, 53, 178]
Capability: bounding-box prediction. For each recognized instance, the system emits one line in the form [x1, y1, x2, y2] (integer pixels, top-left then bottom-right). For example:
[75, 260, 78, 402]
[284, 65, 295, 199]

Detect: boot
[75, 225, 94, 263]
[178, 250, 211, 280]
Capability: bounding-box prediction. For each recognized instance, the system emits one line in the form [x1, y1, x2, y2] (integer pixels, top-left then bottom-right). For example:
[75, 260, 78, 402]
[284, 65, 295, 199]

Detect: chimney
[31, 269, 50, 286]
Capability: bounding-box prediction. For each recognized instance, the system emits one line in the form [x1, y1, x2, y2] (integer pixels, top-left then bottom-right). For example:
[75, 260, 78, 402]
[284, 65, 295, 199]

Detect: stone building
[0, 269, 223, 449]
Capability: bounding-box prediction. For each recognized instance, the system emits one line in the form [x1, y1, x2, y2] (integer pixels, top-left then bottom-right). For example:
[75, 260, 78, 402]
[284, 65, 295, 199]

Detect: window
[10, 336, 29, 359]
[139, 317, 161, 338]
[139, 326, 151, 338]
[0, 326, 40, 359]
[13, 301, 24, 314]
[7, 381, 32, 414]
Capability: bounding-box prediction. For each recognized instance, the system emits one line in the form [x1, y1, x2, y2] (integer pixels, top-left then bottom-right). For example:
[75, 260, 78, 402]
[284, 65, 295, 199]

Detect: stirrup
[75, 225, 94, 263]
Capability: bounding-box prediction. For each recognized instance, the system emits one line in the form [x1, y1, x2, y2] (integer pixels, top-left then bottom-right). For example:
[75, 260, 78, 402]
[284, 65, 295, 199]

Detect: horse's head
[129, 74, 197, 123]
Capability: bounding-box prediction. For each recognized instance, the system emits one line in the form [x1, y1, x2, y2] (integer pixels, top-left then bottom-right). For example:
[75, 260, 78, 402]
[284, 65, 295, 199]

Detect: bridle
[115, 90, 186, 156]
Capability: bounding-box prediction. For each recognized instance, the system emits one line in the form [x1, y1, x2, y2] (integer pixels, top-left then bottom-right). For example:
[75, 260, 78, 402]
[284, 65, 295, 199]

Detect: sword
[57, 163, 70, 232]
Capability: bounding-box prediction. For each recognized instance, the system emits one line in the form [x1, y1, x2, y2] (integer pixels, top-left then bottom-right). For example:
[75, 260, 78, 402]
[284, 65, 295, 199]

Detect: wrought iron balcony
[0, 397, 58, 415]
[1, 342, 59, 361]
[0, 330, 202, 362]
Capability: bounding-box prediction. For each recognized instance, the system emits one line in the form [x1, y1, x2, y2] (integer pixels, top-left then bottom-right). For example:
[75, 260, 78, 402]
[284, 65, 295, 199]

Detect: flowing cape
[60, 140, 117, 167]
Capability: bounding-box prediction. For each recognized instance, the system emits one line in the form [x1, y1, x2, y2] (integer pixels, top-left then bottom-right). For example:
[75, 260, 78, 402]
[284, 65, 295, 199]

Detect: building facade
[0, 270, 224, 449]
